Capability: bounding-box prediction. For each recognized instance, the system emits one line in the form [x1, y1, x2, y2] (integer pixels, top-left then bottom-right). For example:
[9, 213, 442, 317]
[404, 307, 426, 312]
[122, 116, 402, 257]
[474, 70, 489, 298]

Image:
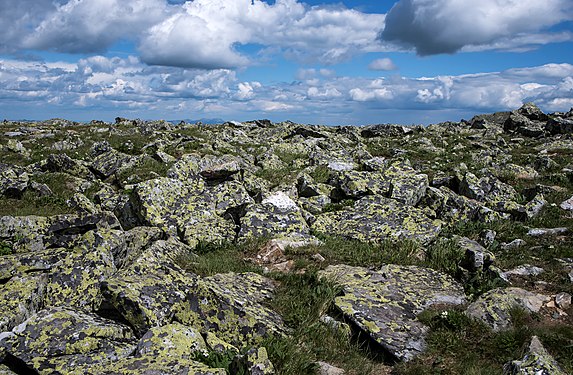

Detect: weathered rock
[317, 361, 345, 375]
[330, 170, 391, 199]
[361, 124, 417, 138]
[420, 186, 482, 224]
[175, 272, 286, 348]
[455, 236, 495, 273]
[133, 178, 251, 246]
[238, 200, 311, 242]
[560, 195, 573, 211]
[43, 153, 92, 179]
[383, 161, 428, 206]
[504, 336, 566, 375]
[320, 264, 466, 361]
[0, 164, 28, 198]
[555, 292, 571, 310]
[0, 307, 136, 373]
[501, 239, 527, 251]
[0, 274, 47, 333]
[524, 194, 547, 219]
[0, 215, 50, 253]
[546, 116, 573, 135]
[44, 230, 117, 311]
[500, 265, 544, 282]
[90, 149, 137, 179]
[466, 287, 550, 331]
[231, 347, 275, 375]
[312, 195, 442, 245]
[100, 239, 196, 336]
[527, 227, 569, 237]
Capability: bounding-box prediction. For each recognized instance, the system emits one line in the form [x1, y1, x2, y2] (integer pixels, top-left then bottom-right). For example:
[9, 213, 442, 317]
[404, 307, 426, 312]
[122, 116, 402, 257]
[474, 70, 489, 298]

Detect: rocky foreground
[0, 103, 572, 374]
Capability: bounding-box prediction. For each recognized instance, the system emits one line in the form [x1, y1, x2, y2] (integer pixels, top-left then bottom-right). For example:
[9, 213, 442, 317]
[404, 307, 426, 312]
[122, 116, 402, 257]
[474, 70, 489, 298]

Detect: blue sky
[0, 0, 572, 125]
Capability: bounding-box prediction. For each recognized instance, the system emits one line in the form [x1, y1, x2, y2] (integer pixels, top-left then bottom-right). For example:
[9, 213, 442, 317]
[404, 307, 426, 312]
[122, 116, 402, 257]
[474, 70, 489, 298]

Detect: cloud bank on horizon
[0, 0, 572, 124]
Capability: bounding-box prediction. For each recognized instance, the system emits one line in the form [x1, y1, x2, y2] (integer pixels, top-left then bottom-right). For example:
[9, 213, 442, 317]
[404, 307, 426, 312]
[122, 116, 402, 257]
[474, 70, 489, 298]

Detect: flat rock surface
[320, 264, 466, 361]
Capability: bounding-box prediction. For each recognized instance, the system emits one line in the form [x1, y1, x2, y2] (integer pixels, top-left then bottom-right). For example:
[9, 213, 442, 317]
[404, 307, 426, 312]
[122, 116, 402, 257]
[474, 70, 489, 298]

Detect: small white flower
[441, 311, 449, 318]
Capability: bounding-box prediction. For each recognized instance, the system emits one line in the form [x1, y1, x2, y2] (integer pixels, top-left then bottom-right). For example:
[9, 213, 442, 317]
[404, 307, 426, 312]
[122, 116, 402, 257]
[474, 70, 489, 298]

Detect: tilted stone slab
[175, 272, 286, 348]
[320, 264, 466, 361]
[0, 307, 136, 374]
[100, 239, 196, 337]
[312, 196, 442, 245]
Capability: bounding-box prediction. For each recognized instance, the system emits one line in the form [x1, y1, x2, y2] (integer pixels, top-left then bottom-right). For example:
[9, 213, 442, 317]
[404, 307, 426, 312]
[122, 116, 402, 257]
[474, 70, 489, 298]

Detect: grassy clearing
[175, 240, 265, 276]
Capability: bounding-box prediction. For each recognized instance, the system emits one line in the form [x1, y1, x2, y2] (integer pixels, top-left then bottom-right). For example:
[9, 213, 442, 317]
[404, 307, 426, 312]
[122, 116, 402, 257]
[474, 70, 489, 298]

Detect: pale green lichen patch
[0, 274, 47, 333]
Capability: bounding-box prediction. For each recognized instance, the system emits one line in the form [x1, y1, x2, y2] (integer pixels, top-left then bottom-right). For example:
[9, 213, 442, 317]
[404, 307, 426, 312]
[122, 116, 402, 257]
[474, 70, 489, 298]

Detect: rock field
[0, 103, 572, 374]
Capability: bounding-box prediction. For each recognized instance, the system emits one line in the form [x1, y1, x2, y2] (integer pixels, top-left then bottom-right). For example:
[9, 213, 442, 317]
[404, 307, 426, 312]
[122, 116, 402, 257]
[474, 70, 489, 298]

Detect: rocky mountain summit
[0, 103, 572, 374]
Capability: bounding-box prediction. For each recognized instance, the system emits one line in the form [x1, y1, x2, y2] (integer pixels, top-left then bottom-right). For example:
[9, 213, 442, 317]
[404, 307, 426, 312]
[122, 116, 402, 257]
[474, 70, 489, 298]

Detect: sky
[0, 0, 572, 125]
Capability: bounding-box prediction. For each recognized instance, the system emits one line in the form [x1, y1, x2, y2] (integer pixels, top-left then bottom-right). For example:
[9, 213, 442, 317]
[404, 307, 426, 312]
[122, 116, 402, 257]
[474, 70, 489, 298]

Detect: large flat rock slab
[320, 264, 466, 361]
[312, 196, 442, 244]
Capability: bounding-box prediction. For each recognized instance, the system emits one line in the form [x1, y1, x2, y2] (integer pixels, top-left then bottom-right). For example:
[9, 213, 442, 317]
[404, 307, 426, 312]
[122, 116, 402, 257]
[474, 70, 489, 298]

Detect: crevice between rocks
[1, 352, 39, 375]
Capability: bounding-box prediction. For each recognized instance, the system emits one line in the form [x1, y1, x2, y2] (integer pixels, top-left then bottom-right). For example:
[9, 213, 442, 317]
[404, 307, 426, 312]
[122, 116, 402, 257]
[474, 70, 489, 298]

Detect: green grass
[0, 172, 77, 216]
[264, 269, 379, 375]
[175, 240, 265, 276]
[395, 307, 573, 374]
[310, 165, 330, 184]
[115, 156, 172, 185]
[0, 240, 12, 256]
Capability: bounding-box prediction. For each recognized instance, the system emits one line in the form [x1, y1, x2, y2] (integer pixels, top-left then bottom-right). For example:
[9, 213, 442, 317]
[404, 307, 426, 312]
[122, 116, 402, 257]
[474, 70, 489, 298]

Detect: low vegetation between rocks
[0, 103, 572, 374]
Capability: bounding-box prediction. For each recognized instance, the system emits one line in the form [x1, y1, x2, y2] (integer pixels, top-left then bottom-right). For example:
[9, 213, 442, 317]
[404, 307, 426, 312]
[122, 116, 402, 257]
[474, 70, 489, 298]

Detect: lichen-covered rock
[312, 195, 442, 245]
[198, 154, 243, 180]
[116, 226, 164, 269]
[330, 170, 391, 199]
[238, 202, 311, 242]
[43, 153, 92, 179]
[175, 272, 286, 348]
[0, 274, 47, 333]
[100, 239, 197, 336]
[0, 364, 16, 375]
[90, 149, 137, 179]
[504, 336, 566, 375]
[319, 264, 466, 361]
[546, 116, 573, 135]
[134, 323, 207, 358]
[133, 177, 251, 245]
[0, 164, 28, 198]
[44, 230, 117, 311]
[455, 236, 495, 273]
[44, 212, 121, 249]
[420, 186, 482, 224]
[466, 287, 550, 331]
[0, 215, 50, 253]
[0, 307, 136, 374]
[361, 123, 417, 137]
[231, 347, 275, 375]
